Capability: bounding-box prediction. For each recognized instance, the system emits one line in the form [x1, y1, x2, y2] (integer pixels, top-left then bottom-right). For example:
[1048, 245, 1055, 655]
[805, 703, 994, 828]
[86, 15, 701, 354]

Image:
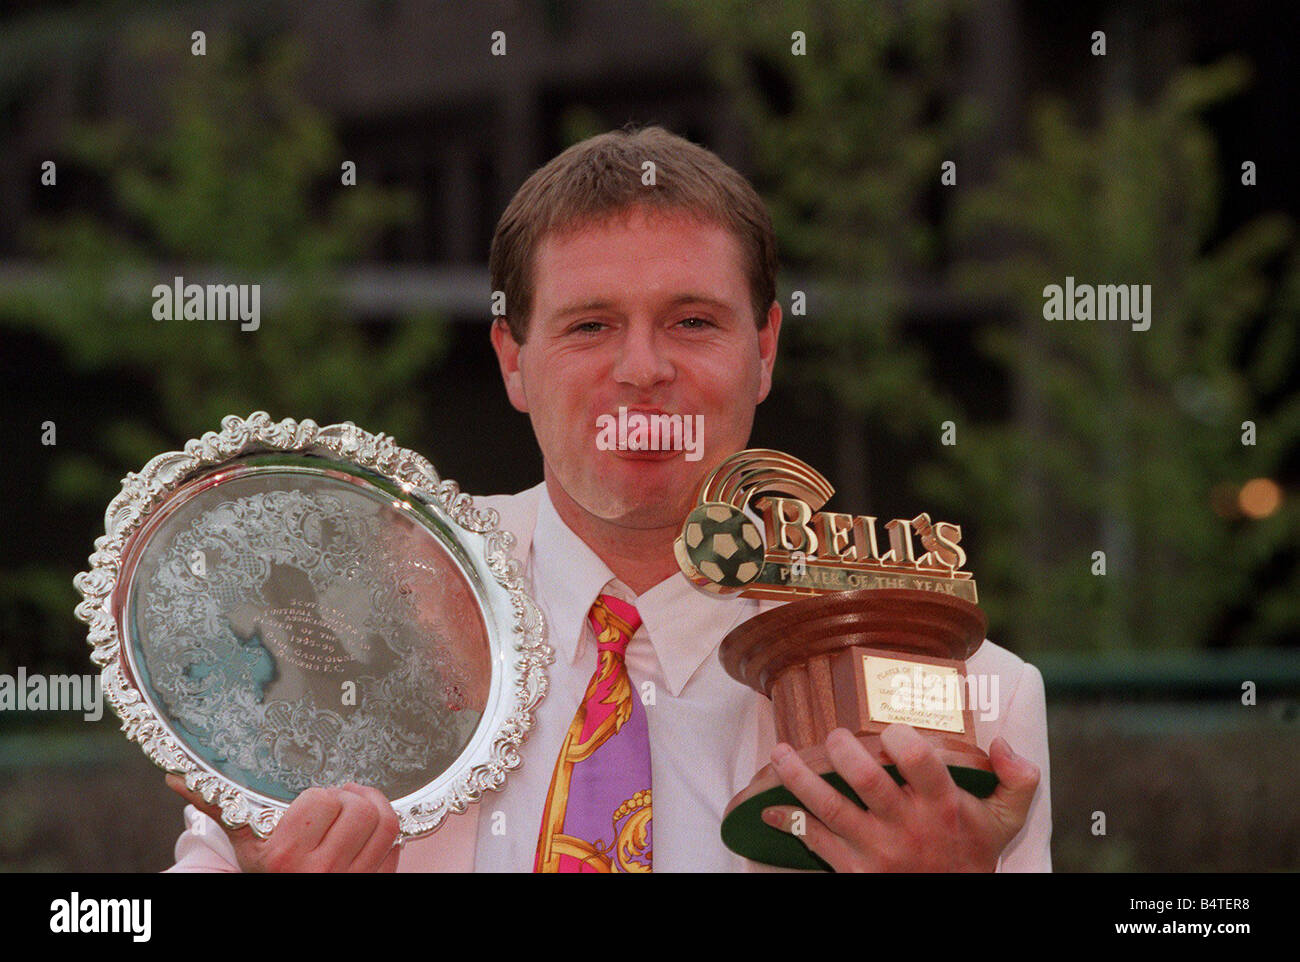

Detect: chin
[607, 499, 692, 530]
[581, 477, 694, 529]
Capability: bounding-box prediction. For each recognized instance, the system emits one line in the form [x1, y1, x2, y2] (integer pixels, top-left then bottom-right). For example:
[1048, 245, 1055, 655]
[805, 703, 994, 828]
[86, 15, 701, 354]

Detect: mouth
[613, 448, 681, 462]
[593, 405, 703, 464]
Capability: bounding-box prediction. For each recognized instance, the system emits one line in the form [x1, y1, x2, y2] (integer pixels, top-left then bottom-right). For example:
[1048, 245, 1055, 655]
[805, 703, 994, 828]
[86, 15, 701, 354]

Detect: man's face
[492, 205, 781, 530]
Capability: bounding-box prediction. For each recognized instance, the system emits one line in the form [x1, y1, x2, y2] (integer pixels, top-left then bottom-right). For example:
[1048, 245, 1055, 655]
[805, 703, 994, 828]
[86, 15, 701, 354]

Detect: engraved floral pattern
[135, 484, 482, 801]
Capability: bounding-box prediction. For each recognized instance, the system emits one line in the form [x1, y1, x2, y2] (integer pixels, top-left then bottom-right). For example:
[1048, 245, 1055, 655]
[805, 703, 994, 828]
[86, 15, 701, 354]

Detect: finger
[338, 782, 397, 820]
[338, 784, 401, 872]
[824, 728, 905, 822]
[879, 724, 956, 799]
[760, 806, 863, 873]
[165, 774, 255, 842]
[378, 840, 402, 873]
[276, 786, 344, 852]
[985, 737, 1041, 833]
[310, 789, 379, 871]
[770, 743, 868, 840]
[165, 773, 219, 817]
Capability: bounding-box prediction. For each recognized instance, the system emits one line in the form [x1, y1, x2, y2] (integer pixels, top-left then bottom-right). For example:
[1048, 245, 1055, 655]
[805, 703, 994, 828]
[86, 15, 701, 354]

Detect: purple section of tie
[559, 595, 653, 871]
[562, 689, 652, 868]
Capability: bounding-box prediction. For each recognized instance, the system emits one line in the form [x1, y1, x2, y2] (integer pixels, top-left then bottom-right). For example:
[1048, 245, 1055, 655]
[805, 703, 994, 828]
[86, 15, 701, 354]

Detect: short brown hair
[489, 125, 777, 342]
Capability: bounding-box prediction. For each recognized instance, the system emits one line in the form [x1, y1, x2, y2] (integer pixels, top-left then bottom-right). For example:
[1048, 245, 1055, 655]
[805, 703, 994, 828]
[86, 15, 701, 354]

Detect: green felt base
[721, 765, 999, 871]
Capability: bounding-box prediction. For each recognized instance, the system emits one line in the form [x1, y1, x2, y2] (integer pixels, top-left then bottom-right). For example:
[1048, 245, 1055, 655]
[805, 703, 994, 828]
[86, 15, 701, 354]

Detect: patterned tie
[534, 594, 653, 872]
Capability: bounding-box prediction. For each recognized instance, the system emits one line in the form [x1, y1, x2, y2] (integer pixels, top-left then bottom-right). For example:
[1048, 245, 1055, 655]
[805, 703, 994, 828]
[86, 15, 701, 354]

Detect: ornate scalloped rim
[73, 411, 552, 840]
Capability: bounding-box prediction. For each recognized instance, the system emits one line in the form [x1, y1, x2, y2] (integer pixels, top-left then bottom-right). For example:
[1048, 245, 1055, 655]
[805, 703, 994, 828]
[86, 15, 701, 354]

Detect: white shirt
[471, 482, 772, 871]
[169, 482, 1052, 872]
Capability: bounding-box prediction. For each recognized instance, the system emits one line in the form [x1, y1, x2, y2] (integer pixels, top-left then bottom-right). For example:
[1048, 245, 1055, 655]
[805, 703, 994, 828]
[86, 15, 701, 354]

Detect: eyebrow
[549, 298, 620, 320]
[547, 293, 736, 320]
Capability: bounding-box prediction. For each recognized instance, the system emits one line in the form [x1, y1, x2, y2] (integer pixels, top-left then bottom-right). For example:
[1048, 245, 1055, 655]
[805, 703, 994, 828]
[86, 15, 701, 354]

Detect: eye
[569, 320, 607, 334]
[676, 315, 714, 330]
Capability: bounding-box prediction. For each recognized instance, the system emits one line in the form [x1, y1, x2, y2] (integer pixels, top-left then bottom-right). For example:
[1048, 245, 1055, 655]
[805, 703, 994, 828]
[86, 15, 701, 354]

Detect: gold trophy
[674, 449, 994, 870]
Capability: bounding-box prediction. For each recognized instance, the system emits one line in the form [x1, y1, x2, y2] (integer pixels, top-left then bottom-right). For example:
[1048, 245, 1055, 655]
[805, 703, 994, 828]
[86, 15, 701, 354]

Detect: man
[167, 126, 1051, 872]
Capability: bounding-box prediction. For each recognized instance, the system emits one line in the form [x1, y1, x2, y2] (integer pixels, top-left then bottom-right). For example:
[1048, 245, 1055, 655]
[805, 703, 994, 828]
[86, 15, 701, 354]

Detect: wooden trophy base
[719, 588, 997, 871]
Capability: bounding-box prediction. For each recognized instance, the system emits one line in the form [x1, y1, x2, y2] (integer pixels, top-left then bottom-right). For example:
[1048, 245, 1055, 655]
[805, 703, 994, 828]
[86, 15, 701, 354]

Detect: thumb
[984, 737, 1040, 834]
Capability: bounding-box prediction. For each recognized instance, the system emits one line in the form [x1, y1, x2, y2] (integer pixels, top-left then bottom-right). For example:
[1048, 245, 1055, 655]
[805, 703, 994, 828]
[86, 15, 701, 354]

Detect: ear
[755, 300, 782, 404]
[490, 318, 530, 413]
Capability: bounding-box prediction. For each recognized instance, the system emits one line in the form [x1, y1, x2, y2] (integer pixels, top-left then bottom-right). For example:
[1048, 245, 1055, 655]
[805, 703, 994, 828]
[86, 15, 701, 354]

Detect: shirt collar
[530, 483, 757, 697]
[635, 566, 757, 697]
[530, 485, 618, 671]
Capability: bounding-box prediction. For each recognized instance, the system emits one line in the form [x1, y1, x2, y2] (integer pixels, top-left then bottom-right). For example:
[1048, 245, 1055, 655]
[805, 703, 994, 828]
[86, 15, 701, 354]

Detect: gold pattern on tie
[534, 594, 653, 872]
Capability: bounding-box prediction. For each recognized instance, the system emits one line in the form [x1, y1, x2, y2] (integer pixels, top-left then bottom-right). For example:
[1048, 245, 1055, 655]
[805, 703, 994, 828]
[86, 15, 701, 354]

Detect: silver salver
[73, 412, 551, 839]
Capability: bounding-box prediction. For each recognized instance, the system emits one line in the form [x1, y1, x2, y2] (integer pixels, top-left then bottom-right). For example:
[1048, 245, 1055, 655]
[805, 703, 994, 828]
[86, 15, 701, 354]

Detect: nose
[611, 322, 674, 390]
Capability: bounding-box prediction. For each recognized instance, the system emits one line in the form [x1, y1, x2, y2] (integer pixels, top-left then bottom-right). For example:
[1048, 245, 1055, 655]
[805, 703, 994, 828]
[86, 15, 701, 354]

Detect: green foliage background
[0, 32, 448, 670]
[679, 0, 1299, 652]
[938, 61, 1300, 651]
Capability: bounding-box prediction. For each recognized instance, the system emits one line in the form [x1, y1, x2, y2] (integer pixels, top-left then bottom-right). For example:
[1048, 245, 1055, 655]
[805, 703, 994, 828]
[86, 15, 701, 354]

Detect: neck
[543, 470, 684, 595]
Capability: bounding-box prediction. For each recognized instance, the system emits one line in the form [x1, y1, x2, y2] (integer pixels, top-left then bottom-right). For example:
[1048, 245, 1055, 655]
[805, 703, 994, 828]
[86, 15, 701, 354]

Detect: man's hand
[166, 776, 402, 873]
[762, 724, 1040, 872]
